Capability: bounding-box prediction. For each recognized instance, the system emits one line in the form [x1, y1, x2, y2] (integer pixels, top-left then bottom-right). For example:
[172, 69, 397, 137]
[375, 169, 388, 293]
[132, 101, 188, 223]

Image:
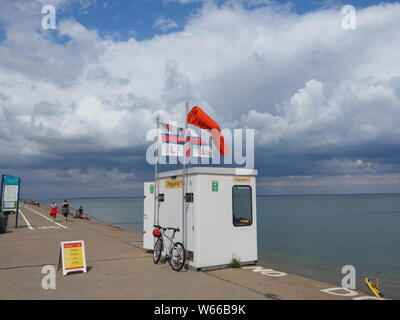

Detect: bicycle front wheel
[170, 242, 186, 271]
[153, 238, 163, 264]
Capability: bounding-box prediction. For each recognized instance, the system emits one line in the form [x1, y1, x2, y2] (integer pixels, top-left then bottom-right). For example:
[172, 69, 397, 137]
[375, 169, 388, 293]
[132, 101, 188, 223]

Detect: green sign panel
[212, 181, 219, 192]
[4, 176, 19, 185]
[1, 175, 21, 211]
[150, 184, 155, 194]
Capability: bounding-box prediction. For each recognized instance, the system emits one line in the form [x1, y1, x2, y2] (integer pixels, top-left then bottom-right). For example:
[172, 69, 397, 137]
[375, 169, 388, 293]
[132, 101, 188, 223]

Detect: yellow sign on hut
[233, 176, 251, 184]
[164, 178, 184, 189]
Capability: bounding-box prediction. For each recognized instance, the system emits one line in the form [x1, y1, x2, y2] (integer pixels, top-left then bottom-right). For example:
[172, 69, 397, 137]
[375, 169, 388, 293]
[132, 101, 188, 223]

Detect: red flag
[187, 106, 229, 156]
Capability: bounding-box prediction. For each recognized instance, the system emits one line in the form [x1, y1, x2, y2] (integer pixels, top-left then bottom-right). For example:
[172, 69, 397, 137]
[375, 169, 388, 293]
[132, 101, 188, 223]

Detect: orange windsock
[187, 106, 229, 156]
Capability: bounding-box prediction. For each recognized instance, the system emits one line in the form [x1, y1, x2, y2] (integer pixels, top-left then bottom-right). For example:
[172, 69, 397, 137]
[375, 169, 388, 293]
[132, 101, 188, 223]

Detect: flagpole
[154, 116, 160, 226]
[182, 102, 189, 250]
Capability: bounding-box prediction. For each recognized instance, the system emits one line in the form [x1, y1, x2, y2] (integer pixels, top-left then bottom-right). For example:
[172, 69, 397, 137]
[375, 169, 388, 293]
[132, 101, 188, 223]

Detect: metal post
[182, 102, 189, 249]
[15, 178, 21, 227]
[154, 116, 160, 226]
[0, 175, 4, 215]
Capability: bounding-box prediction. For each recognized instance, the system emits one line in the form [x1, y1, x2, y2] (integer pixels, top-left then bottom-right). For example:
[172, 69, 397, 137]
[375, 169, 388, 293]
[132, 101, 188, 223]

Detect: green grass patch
[230, 256, 241, 268]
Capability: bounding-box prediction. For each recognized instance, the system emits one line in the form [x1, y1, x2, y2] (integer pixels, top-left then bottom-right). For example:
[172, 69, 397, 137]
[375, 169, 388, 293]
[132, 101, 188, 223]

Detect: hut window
[232, 186, 252, 226]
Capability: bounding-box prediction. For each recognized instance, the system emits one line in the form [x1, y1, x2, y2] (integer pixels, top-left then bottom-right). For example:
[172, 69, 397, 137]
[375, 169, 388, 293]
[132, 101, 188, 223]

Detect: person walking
[50, 201, 59, 220]
[61, 200, 70, 222]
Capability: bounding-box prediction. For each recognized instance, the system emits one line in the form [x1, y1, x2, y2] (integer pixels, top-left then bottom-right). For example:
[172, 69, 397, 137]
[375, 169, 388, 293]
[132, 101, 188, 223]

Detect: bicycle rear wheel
[170, 242, 186, 271]
[153, 238, 163, 264]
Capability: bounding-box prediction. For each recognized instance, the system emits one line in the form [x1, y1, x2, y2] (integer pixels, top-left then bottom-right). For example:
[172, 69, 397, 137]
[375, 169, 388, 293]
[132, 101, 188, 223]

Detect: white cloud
[239, 78, 400, 150]
[36, 0, 68, 6]
[1, 1, 400, 194]
[163, 0, 204, 4]
[154, 16, 179, 32]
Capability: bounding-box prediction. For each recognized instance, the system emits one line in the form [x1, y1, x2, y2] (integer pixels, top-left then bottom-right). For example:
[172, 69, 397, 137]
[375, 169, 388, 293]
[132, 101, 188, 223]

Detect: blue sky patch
[50, 0, 400, 41]
[55, 0, 204, 41]
[0, 21, 7, 43]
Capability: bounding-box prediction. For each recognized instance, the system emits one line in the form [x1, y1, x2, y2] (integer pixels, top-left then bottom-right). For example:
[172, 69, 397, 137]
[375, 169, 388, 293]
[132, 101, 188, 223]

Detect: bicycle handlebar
[153, 225, 180, 232]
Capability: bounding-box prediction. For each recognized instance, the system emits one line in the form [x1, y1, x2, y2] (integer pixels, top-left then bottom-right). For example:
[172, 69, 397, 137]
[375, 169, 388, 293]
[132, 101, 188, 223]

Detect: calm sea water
[43, 194, 400, 299]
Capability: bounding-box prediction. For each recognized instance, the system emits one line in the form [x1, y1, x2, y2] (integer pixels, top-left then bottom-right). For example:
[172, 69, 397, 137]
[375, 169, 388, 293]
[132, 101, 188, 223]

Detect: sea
[42, 194, 400, 299]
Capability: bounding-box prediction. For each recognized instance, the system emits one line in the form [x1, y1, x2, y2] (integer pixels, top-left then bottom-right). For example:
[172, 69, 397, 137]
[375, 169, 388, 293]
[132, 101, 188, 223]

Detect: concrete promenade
[0, 204, 373, 300]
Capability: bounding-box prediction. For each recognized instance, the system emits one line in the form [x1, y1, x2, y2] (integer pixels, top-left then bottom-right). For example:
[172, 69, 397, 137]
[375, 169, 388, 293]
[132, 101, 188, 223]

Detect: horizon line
[23, 192, 400, 201]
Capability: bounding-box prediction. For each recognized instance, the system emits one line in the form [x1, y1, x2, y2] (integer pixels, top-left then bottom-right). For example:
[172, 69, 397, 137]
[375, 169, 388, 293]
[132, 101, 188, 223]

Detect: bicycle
[152, 224, 186, 271]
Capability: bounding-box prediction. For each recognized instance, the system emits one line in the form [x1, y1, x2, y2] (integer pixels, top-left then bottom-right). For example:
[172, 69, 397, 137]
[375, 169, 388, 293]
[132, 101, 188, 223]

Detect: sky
[1, 0, 400, 198]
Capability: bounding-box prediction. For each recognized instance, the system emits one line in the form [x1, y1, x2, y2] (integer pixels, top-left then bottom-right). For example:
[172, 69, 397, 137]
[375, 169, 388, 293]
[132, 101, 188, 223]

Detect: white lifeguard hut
[143, 167, 258, 270]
